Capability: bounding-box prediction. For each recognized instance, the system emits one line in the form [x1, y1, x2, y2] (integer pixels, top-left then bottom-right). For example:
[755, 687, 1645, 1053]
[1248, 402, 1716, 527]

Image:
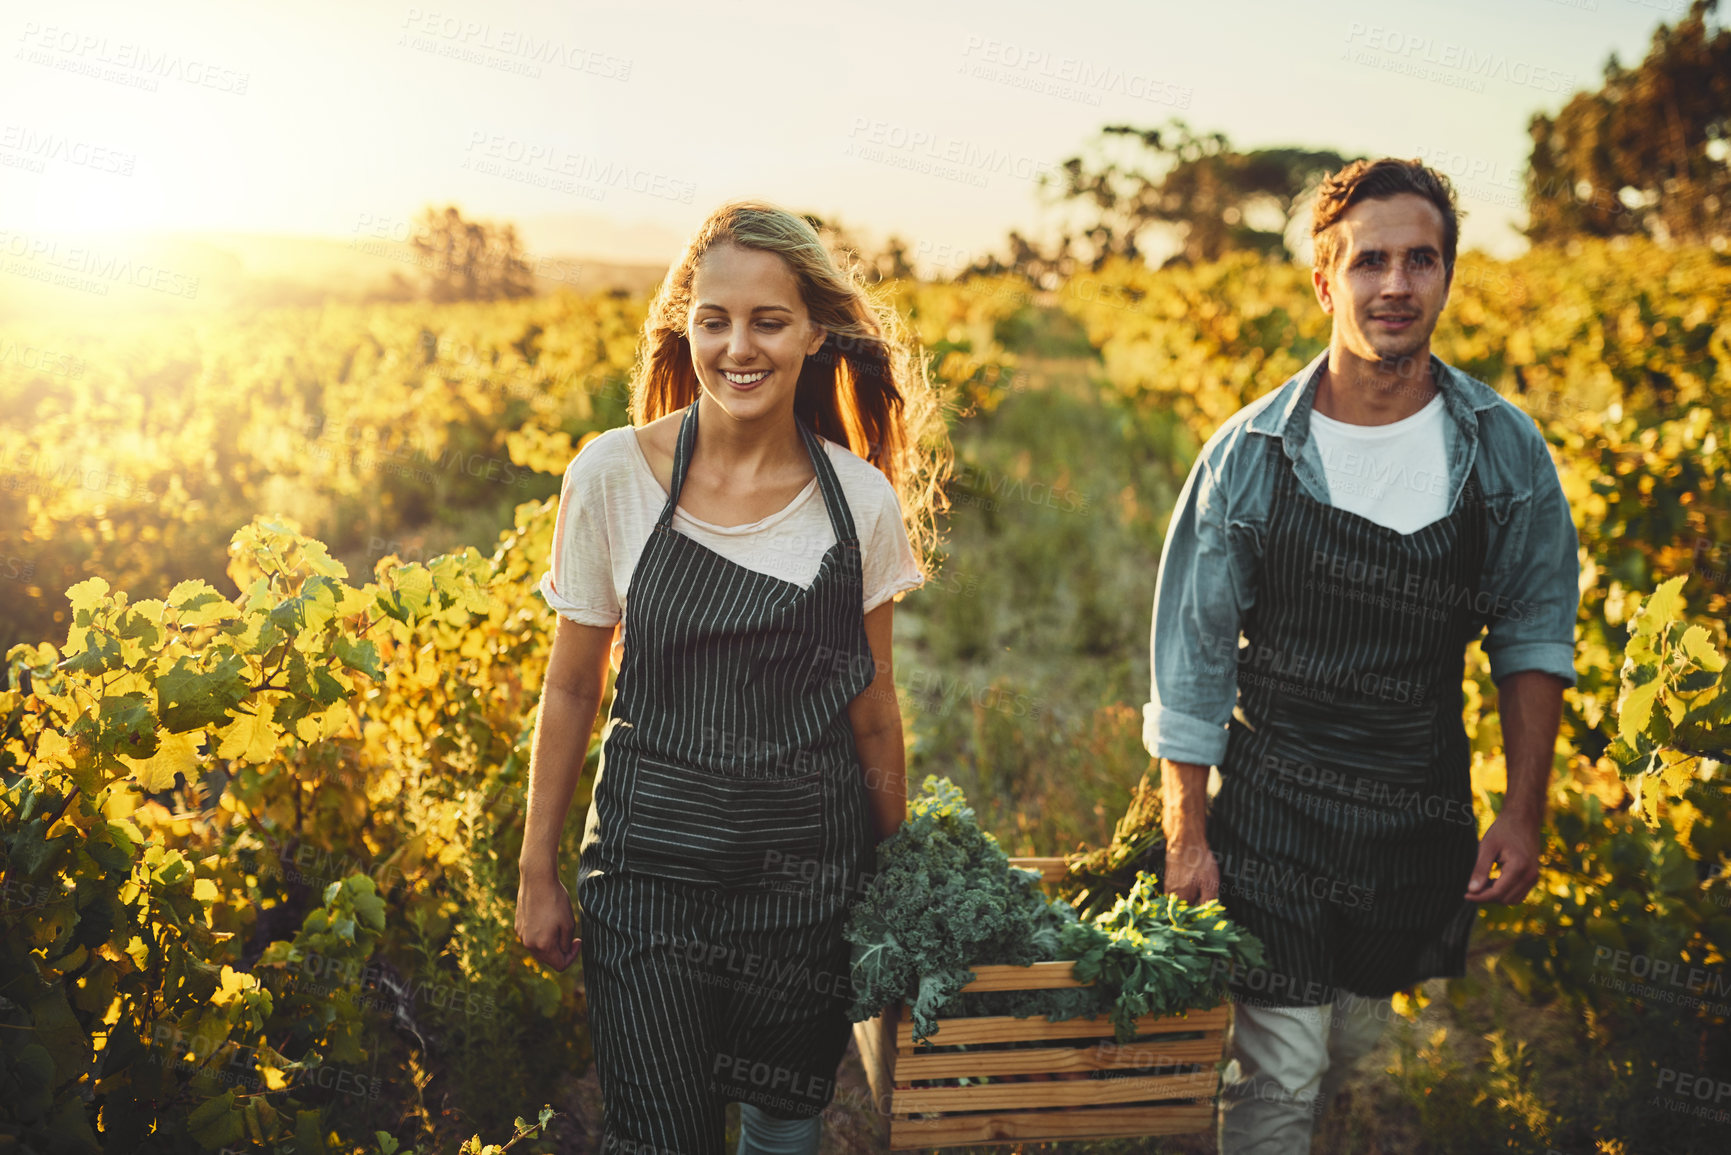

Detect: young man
[1144, 158, 1580, 1153]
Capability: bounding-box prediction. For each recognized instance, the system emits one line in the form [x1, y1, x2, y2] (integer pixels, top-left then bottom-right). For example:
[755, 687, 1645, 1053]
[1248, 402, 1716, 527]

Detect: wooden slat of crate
[888, 1101, 1215, 1146]
[894, 1003, 1229, 1049]
[894, 1032, 1225, 1079]
[959, 959, 1080, 990]
[1006, 855, 1069, 883]
[892, 1068, 1219, 1114]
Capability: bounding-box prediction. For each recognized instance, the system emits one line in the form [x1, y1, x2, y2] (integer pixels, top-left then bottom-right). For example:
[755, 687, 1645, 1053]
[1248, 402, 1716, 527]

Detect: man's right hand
[1159, 758, 1218, 902]
[1164, 839, 1220, 904]
[516, 868, 581, 971]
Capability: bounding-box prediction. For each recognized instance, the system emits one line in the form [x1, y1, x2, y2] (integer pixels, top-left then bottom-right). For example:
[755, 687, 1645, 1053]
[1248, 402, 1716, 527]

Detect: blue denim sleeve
[1144, 441, 1250, 766]
[1482, 438, 1581, 687]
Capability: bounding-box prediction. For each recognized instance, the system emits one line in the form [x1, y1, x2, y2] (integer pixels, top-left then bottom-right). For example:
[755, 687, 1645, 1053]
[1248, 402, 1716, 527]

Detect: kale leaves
[845, 777, 1266, 1045]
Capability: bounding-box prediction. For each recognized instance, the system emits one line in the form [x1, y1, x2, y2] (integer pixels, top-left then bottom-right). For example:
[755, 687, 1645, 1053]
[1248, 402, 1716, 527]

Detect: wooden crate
[852, 857, 1228, 1148]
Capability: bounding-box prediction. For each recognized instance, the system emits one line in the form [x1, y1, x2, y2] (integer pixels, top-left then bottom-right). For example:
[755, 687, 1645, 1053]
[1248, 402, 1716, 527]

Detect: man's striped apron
[575, 398, 877, 1153]
[1209, 431, 1490, 1007]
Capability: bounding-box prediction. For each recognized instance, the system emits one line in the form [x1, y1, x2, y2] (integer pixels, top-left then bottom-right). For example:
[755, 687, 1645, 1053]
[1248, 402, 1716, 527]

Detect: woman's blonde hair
[629, 198, 950, 563]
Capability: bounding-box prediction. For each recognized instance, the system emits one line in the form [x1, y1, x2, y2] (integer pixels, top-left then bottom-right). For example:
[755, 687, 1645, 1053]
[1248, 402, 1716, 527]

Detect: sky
[0, 0, 1697, 274]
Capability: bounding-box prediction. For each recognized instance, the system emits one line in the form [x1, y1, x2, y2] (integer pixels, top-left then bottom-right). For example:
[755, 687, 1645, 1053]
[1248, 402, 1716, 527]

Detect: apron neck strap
[657, 399, 860, 546]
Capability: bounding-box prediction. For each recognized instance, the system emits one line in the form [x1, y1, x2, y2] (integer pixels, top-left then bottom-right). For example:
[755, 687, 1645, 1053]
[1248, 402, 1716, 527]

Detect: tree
[400, 204, 536, 302]
[1525, 0, 1731, 247]
[1039, 121, 1354, 269]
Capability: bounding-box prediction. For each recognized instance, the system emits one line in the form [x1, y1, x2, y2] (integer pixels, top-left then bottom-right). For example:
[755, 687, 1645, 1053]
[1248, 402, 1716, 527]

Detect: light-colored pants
[1217, 990, 1393, 1154]
[736, 1102, 822, 1155]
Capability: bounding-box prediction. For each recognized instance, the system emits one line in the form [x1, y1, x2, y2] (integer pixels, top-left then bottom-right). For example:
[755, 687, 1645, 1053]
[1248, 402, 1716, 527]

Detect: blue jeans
[736, 1102, 822, 1155]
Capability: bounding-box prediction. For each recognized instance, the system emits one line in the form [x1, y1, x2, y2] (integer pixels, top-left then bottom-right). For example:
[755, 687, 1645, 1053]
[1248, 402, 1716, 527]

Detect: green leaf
[65, 577, 111, 617]
[115, 606, 163, 651]
[96, 692, 158, 760]
[168, 580, 240, 627]
[332, 636, 383, 680]
[1617, 678, 1663, 744]
[185, 1088, 236, 1130]
[60, 632, 123, 676]
[156, 651, 250, 733]
[299, 575, 342, 634]
[1631, 575, 1686, 637]
[188, 1088, 245, 1150]
[393, 566, 435, 616]
[87, 836, 131, 876]
[295, 1107, 328, 1154]
[311, 665, 347, 707]
[1679, 624, 1726, 672]
[73, 893, 118, 949]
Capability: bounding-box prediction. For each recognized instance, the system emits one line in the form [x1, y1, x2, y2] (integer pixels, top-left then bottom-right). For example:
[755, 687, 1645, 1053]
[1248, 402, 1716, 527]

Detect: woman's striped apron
[575, 398, 878, 1153]
[1208, 432, 1489, 1007]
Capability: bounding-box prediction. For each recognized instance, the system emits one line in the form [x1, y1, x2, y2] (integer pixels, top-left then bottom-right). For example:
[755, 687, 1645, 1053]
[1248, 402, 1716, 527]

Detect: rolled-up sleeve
[1481, 437, 1581, 686]
[1144, 437, 1251, 766]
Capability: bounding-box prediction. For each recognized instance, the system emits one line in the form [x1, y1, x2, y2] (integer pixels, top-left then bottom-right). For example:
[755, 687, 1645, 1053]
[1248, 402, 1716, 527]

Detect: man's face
[1313, 193, 1451, 369]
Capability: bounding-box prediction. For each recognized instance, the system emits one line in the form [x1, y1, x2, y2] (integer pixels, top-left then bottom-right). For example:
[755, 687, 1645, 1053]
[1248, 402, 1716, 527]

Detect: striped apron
[575, 399, 878, 1153]
[1208, 433, 1489, 1007]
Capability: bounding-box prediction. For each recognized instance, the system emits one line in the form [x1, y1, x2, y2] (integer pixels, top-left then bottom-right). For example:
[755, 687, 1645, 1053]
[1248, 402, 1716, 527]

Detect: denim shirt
[1144, 350, 1582, 766]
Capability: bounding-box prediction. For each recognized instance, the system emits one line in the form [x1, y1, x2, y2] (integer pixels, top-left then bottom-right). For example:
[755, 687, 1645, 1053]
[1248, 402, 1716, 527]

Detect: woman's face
[687, 241, 825, 424]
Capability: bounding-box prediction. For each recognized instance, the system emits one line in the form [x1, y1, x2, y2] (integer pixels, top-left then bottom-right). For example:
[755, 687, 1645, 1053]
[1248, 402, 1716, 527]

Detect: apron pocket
[624, 754, 825, 888]
[1267, 697, 1436, 788]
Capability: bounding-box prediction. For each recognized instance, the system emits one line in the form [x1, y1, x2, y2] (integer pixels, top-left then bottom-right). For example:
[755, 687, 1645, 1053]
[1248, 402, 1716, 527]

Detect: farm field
[3, 237, 1730, 1153]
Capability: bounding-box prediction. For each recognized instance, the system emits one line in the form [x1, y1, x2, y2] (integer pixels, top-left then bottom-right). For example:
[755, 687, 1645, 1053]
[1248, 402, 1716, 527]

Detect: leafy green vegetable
[846, 776, 1265, 1045]
[843, 777, 1057, 1042]
[1059, 872, 1267, 1041]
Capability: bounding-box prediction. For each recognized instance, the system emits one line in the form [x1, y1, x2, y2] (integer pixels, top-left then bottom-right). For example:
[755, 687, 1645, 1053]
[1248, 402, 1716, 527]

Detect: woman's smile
[722, 368, 771, 388]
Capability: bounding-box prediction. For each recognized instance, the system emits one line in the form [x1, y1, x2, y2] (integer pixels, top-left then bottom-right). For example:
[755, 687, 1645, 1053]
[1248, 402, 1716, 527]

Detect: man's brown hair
[1311, 158, 1461, 277]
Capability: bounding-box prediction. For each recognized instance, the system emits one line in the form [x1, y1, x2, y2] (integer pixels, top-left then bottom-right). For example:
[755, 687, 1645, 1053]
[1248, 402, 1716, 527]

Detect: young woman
[514, 201, 948, 1155]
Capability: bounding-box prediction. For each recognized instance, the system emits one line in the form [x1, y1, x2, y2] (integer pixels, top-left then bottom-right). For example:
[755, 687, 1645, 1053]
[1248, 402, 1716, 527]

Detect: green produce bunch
[1058, 873, 1269, 1041]
[843, 776, 1061, 1042]
[846, 776, 1266, 1045]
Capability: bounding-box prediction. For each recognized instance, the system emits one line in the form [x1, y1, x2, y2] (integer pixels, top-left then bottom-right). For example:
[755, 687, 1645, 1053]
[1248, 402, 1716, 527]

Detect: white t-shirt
[537, 425, 925, 662]
[1308, 392, 1452, 534]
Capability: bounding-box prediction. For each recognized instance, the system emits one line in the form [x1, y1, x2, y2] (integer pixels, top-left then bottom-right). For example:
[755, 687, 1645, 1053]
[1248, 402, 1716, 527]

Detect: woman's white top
[537, 425, 925, 662]
[1308, 391, 1452, 534]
